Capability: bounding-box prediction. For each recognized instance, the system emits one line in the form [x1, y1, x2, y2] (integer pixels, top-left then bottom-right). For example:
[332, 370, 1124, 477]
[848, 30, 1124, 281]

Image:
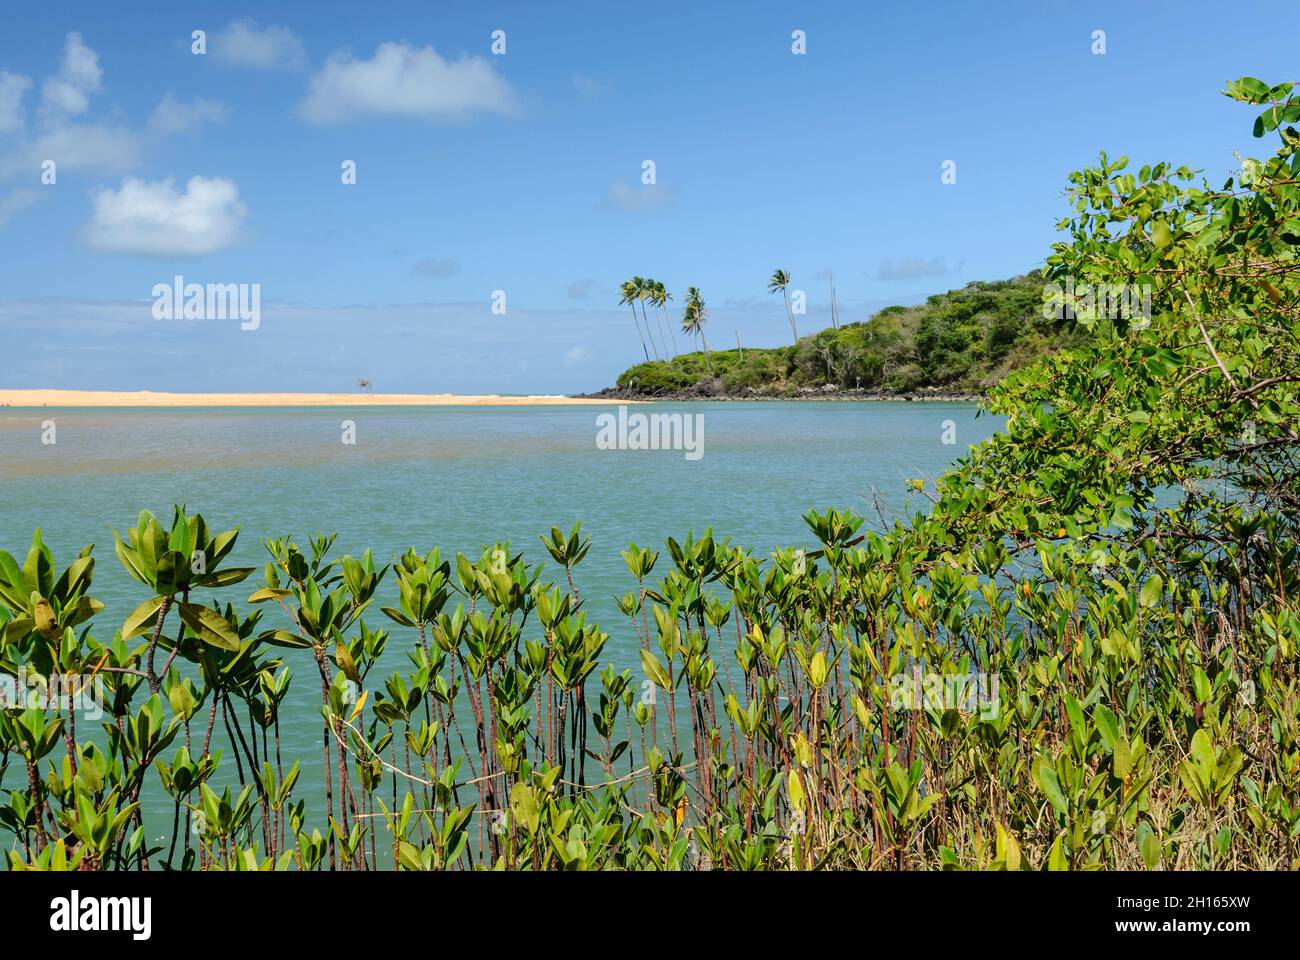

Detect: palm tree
[681, 286, 711, 371]
[768, 268, 799, 343]
[652, 280, 679, 357]
[632, 276, 665, 361]
[619, 280, 652, 362]
[639, 277, 670, 359]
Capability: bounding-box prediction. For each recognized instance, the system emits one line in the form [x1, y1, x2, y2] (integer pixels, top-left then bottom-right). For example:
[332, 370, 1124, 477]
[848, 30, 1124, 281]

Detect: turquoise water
[0, 401, 1000, 847]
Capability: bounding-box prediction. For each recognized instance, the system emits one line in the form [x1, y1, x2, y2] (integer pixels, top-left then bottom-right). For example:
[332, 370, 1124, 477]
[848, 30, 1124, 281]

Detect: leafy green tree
[928, 76, 1300, 554]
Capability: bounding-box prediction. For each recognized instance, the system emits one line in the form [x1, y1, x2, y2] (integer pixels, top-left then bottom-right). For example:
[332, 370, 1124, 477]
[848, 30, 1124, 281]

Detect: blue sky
[1, 0, 1297, 393]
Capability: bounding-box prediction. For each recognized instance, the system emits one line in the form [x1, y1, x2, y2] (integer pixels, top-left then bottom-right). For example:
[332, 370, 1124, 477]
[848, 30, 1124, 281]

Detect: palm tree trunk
[630, 307, 650, 361]
[783, 289, 799, 343]
[662, 307, 679, 356]
[639, 302, 662, 360]
[652, 308, 669, 360]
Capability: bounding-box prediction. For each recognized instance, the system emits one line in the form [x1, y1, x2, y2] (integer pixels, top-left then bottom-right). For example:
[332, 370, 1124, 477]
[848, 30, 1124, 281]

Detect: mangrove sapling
[247, 535, 386, 869]
[114, 508, 253, 695]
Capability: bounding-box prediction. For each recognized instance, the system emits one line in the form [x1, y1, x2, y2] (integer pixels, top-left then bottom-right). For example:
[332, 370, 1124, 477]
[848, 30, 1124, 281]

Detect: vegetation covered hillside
[610, 273, 1085, 397]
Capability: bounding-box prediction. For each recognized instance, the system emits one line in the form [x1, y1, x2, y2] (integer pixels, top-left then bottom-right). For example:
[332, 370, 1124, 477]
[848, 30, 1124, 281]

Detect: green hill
[608, 273, 1085, 398]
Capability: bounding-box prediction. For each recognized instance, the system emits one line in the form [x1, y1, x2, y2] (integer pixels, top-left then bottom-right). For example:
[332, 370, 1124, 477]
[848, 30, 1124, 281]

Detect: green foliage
[616, 273, 1083, 396]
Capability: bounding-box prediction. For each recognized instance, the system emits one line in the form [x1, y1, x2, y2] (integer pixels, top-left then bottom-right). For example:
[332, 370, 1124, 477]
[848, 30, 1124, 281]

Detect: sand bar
[0, 390, 633, 408]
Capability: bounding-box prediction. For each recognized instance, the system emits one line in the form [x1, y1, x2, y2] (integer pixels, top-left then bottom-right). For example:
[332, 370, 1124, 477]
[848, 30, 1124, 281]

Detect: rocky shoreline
[579, 383, 985, 403]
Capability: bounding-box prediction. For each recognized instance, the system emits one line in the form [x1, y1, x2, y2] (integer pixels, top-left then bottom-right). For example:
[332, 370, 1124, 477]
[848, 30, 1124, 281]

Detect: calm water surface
[0, 401, 1001, 841]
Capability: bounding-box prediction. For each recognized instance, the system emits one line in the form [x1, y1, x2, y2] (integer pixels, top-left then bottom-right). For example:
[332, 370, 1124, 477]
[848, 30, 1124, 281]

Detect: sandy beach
[0, 389, 633, 408]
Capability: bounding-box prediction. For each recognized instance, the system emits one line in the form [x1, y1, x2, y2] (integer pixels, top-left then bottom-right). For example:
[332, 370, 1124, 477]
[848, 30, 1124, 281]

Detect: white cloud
[0, 34, 144, 183]
[299, 42, 517, 123]
[41, 32, 102, 119]
[563, 345, 591, 366]
[0, 189, 39, 228]
[0, 72, 32, 132]
[149, 94, 229, 133]
[0, 123, 138, 181]
[211, 20, 306, 70]
[81, 176, 248, 256]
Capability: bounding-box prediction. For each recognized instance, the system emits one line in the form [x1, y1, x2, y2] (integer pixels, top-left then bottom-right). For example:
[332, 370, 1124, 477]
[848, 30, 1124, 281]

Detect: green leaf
[381, 606, 416, 627]
[1093, 704, 1120, 752]
[113, 529, 152, 588]
[996, 822, 1021, 871]
[1138, 574, 1163, 608]
[334, 643, 360, 685]
[1178, 759, 1209, 805]
[1225, 76, 1272, 104]
[1189, 729, 1215, 775]
[258, 629, 312, 649]
[1191, 666, 1210, 704]
[788, 769, 806, 812]
[1033, 757, 1069, 817]
[1047, 832, 1069, 871]
[640, 648, 671, 692]
[3, 618, 35, 645]
[509, 783, 540, 835]
[1215, 825, 1232, 855]
[198, 567, 254, 588]
[1138, 823, 1161, 868]
[1113, 737, 1134, 781]
[121, 596, 166, 641]
[178, 602, 240, 651]
[23, 532, 54, 600]
[0, 549, 29, 612]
